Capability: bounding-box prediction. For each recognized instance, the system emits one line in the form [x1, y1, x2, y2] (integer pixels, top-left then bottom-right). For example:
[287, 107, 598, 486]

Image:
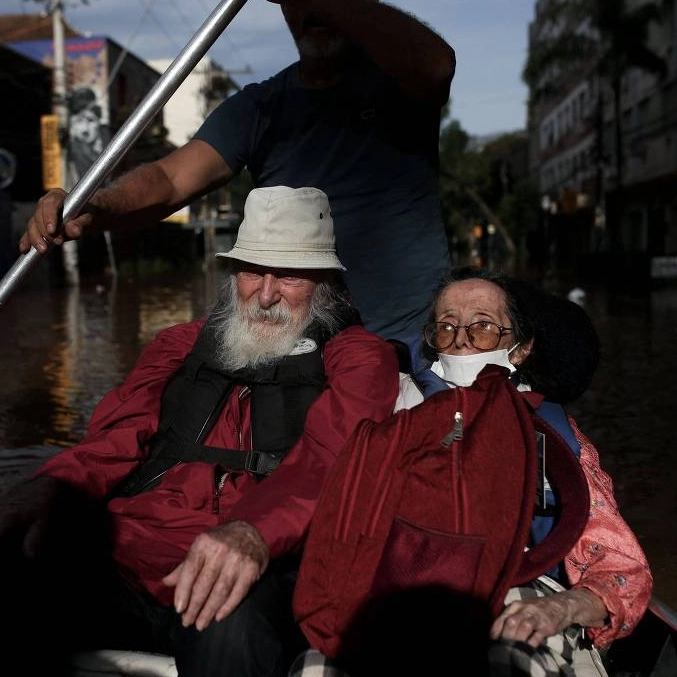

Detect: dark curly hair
[427, 267, 600, 403]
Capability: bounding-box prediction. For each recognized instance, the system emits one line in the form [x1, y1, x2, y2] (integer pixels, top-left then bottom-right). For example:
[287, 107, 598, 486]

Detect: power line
[190, 0, 253, 73]
[165, 0, 198, 38]
[107, 0, 158, 88]
[139, 0, 184, 53]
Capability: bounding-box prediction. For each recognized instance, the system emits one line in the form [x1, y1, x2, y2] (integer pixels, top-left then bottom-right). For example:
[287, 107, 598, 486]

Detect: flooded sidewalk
[1, 267, 676, 609]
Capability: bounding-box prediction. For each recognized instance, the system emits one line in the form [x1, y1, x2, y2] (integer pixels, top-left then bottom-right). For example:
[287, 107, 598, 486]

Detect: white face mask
[436, 346, 519, 388]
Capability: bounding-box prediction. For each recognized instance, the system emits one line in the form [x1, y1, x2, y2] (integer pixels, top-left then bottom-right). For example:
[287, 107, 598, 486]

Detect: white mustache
[245, 301, 294, 325]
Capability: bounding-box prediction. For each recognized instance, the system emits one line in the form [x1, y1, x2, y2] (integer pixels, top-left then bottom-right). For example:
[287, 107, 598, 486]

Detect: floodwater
[0, 264, 676, 611]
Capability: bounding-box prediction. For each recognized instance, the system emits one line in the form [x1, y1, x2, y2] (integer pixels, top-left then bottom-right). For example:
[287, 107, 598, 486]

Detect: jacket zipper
[440, 411, 463, 447]
[440, 392, 466, 533]
[212, 385, 251, 514]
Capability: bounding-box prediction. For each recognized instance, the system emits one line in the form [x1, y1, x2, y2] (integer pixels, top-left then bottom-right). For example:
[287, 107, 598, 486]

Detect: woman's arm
[490, 586, 608, 648]
[491, 417, 652, 649]
[563, 418, 652, 647]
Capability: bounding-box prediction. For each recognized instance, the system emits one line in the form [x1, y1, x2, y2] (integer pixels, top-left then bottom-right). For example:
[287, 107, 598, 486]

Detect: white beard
[214, 281, 312, 372]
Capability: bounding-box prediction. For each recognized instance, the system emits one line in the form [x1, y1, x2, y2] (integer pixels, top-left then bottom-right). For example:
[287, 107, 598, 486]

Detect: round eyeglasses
[423, 321, 513, 352]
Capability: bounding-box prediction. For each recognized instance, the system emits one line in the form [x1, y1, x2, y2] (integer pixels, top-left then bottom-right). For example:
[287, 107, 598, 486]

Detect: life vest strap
[155, 441, 285, 477]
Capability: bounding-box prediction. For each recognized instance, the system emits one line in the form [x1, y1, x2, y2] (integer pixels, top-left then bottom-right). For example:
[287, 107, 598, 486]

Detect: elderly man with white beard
[0, 186, 399, 677]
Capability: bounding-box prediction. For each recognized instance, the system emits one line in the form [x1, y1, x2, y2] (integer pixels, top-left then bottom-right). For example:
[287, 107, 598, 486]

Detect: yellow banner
[40, 115, 62, 190]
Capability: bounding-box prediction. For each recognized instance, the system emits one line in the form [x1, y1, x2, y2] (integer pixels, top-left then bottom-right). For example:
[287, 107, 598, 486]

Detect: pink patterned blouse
[565, 418, 653, 647]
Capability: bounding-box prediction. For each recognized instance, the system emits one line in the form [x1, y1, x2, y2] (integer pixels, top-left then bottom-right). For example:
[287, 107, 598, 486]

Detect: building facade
[6, 30, 168, 184]
[149, 56, 239, 148]
[526, 0, 677, 281]
[148, 56, 241, 231]
[0, 13, 171, 280]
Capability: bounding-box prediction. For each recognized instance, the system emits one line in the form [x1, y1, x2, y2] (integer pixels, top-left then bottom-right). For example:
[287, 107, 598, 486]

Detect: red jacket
[37, 320, 399, 605]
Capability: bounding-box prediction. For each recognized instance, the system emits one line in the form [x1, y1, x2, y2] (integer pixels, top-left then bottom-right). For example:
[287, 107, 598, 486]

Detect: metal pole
[51, 0, 68, 156]
[52, 0, 80, 286]
[0, 0, 249, 310]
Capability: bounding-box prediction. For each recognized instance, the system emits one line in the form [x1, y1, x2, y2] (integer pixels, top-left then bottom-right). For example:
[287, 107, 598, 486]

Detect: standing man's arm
[20, 139, 234, 253]
[281, 0, 455, 103]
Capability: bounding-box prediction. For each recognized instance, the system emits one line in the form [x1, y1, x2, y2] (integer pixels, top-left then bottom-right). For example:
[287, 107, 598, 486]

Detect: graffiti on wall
[9, 36, 110, 181]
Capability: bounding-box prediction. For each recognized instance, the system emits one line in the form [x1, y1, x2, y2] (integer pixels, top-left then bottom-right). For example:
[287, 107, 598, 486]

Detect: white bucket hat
[216, 186, 346, 271]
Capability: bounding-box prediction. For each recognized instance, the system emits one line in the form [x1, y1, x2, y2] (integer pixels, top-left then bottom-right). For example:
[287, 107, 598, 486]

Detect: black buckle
[244, 451, 283, 477]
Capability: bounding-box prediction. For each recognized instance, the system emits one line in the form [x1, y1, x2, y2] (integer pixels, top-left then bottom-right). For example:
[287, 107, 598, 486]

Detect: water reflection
[0, 265, 219, 448]
[0, 266, 676, 609]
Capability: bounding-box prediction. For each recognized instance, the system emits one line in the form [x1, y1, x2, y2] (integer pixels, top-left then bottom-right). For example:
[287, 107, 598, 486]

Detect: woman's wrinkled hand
[490, 588, 608, 648]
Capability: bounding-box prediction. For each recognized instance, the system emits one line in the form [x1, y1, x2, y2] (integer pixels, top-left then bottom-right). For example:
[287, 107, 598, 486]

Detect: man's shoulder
[324, 325, 395, 360]
[332, 323, 382, 341]
[152, 318, 207, 351]
[238, 62, 298, 100]
[126, 319, 206, 379]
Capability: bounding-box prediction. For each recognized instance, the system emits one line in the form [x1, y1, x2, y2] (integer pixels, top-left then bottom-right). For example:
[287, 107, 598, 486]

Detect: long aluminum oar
[0, 0, 249, 310]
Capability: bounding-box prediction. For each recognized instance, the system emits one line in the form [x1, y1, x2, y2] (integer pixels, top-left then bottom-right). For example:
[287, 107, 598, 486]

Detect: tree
[438, 121, 541, 263]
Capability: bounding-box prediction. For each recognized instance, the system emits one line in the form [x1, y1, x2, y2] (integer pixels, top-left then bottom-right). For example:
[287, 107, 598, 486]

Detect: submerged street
[0, 263, 676, 610]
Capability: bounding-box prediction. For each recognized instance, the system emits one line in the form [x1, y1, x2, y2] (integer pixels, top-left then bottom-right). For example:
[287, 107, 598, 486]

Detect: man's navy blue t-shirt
[195, 60, 451, 340]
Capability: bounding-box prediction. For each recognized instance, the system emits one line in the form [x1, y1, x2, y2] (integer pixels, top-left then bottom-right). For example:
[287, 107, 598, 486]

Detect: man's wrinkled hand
[20, 189, 92, 254]
[162, 520, 270, 631]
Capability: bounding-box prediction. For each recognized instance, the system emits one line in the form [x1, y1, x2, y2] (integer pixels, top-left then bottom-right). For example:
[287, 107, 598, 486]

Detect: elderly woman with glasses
[392, 266, 652, 675]
[288, 267, 651, 677]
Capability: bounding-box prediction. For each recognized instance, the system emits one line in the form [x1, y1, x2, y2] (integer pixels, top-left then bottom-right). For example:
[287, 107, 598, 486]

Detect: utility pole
[51, 0, 67, 150]
[49, 0, 79, 285]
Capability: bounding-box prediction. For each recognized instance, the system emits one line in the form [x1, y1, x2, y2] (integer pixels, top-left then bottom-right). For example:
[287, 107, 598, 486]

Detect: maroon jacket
[37, 320, 399, 605]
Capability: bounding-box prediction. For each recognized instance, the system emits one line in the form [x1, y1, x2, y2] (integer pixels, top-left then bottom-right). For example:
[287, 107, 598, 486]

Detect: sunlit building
[148, 56, 241, 232]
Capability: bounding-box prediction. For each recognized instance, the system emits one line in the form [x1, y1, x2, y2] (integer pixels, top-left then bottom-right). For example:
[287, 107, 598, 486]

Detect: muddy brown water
[0, 266, 676, 610]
